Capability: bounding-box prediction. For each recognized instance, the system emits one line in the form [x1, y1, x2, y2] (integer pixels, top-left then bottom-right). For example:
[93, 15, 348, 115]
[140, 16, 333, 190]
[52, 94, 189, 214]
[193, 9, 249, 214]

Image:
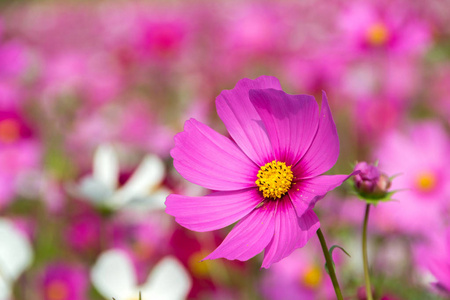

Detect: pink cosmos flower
[371, 122, 450, 235]
[166, 76, 352, 268]
[41, 263, 88, 300]
[415, 227, 450, 295]
[260, 240, 335, 300]
[0, 111, 41, 209]
[338, 1, 431, 56]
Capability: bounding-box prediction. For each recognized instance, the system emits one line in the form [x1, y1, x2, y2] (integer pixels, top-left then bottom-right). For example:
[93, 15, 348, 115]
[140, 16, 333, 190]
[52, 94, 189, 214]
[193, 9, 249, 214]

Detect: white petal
[110, 155, 165, 208]
[0, 275, 11, 300]
[141, 257, 191, 300]
[93, 144, 119, 191]
[90, 249, 137, 299]
[124, 188, 170, 212]
[0, 219, 33, 282]
[78, 177, 114, 205]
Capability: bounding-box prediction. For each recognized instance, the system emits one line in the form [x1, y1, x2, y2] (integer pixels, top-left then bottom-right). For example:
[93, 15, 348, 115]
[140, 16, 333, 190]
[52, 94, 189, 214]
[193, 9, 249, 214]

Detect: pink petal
[216, 76, 282, 166]
[171, 118, 258, 191]
[296, 209, 320, 247]
[289, 174, 353, 217]
[293, 92, 339, 178]
[165, 188, 262, 232]
[261, 198, 319, 268]
[250, 88, 319, 166]
[204, 201, 276, 262]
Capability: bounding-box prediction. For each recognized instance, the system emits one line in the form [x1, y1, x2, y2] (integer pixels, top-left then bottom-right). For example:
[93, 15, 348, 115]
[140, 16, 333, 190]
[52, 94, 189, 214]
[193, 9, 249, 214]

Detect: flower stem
[317, 228, 344, 300]
[362, 204, 373, 300]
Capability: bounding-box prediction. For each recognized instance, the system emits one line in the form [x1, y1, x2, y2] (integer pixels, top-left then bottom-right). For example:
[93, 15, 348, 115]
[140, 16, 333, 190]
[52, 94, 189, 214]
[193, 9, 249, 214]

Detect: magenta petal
[295, 209, 320, 248]
[204, 201, 276, 262]
[250, 89, 319, 166]
[165, 188, 262, 232]
[261, 198, 319, 268]
[289, 174, 353, 217]
[171, 118, 258, 191]
[216, 76, 282, 165]
[293, 92, 339, 178]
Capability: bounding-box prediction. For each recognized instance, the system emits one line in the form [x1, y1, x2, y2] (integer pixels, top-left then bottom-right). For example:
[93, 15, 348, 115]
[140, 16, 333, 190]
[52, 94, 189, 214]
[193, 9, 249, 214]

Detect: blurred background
[0, 0, 450, 299]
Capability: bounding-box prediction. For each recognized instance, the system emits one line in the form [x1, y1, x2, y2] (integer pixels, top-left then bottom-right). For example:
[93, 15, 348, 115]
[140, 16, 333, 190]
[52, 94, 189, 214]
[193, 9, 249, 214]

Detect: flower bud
[372, 173, 391, 198]
[353, 162, 391, 200]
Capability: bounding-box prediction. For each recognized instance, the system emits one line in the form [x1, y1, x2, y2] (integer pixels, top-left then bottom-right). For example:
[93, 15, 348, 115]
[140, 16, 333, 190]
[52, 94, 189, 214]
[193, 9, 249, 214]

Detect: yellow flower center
[46, 280, 69, 300]
[301, 264, 322, 289]
[415, 171, 437, 192]
[0, 119, 20, 143]
[188, 251, 212, 278]
[366, 22, 390, 46]
[255, 160, 293, 199]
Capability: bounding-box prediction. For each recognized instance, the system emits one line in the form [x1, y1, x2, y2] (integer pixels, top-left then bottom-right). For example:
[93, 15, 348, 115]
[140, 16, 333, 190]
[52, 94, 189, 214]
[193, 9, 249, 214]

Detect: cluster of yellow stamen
[255, 160, 294, 199]
[415, 171, 437, 192]
[301, 264, 323, 289]
[46, 280, 69, 300]
[366, 22, 390, 46]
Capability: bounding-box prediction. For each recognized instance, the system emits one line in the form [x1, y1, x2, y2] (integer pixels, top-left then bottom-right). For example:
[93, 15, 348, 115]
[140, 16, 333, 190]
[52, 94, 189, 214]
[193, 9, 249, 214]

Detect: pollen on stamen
[255, 160, 294, 199]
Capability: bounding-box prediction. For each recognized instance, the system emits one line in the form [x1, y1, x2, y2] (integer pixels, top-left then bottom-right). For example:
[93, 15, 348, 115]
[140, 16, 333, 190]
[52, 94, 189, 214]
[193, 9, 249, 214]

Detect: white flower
[0, 219, 33, 300]
[79, 144, 169, 211]
[91, 249, 191, 300]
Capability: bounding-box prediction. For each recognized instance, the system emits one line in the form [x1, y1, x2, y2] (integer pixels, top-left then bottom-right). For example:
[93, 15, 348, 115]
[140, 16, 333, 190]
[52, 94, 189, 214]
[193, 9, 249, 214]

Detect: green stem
[317, 228, 344, 300]
[363, 204, 373, 300]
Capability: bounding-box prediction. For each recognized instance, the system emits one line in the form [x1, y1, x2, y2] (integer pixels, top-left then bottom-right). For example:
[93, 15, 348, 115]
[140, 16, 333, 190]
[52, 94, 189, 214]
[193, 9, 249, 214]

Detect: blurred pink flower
[117, 102, 175, 158]
[283, 53, 346, 95]
[341, 59, 420, 103]
[224, 4, 289, 55]
[166, 76, 352, 268]
[338, 1, 431, 56]
[0, 82, 22, 110]
[67, 101, 174, 168]
[0, 40, 29, 80]
[415, 227, 450, 295]
[0, 111, 41, 209]
[352, 95, 404, 144]
[135, 17, 188, 61]
[41, 264, 88, 300]
[65, 206, 102, 255]
[40, 52, 123, 106]
[260, 241, 335, 300]
[371, 122, 450, 235]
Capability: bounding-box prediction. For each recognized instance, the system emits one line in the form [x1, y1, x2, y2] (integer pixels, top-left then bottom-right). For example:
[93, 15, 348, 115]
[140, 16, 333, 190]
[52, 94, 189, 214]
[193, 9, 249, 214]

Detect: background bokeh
[0, 0, 450, 299]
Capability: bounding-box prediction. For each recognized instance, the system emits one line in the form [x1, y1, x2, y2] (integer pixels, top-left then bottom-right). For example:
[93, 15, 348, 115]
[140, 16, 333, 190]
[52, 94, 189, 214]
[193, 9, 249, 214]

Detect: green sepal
[356, 190, 400, 205]
[329, 245, 351, 258]
[324, 244, 351, 275]
[349, 180, 398, 205]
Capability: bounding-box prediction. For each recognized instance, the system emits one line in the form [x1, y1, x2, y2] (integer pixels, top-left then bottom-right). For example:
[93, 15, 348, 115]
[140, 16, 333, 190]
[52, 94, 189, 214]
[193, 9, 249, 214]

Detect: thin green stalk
[317, 228, 344, 300]
[362, 204, 373, 300]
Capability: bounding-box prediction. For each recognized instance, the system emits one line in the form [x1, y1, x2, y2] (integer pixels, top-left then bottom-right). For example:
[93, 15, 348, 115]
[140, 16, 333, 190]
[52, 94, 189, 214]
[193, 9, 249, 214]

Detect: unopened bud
[372, 173, 391, 198]
[353, 162, 391, 200]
